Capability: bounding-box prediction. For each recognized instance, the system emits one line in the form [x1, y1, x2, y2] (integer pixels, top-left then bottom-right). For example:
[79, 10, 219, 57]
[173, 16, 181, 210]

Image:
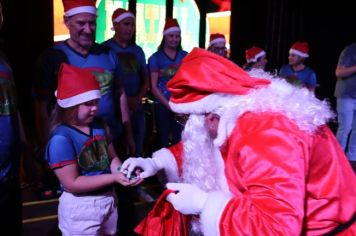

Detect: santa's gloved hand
[166, 183, 208, 215]
[120, 157, 161, 179]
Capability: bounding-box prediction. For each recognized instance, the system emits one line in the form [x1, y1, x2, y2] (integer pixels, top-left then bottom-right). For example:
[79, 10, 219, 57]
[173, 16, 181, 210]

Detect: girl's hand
[113, 172, 143, 186]
[128, 177, 144, 186]
[113, 172, 131, 186]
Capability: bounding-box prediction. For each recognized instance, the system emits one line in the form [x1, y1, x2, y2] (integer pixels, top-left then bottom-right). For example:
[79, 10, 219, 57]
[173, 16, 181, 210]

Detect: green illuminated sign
[136, 0, 166, 59]
[96, 0, 129, 43]
[173, 0, 200, 53]
[95, 0, 200, 59]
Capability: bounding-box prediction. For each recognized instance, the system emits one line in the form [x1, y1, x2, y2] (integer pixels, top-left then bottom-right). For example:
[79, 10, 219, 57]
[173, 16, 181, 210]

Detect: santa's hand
[120, 157, 160, 179]
[166, 183, 208, 215]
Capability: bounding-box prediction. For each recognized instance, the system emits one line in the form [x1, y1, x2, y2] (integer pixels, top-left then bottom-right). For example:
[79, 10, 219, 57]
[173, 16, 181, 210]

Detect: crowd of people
[1, 0, 356, 235]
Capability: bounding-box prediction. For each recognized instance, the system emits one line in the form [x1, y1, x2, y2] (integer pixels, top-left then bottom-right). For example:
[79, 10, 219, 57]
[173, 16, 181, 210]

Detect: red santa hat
[112, 8, 135, 24]
[209, 33, 226, 47]
[289, 41, 309, 58]
[167, 48, 270, 114]
[163, 18, 181, 35]
[245, 46, 266, 63]
[62, 0, 97, 17]
[56, 63, 101, 108]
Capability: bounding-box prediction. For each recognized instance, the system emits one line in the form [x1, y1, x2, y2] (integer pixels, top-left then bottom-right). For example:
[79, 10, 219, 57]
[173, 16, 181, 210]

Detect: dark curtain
[0, 0, 53, 126]
[231, 0, 356, 103]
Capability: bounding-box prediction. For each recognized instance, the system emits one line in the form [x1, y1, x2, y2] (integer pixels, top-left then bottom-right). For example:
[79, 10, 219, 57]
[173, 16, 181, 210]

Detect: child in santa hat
[45, 63, 142, 235]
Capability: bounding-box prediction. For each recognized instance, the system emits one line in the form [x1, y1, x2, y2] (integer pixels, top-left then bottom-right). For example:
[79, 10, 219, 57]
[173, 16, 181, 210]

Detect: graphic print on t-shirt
[77, 135, 110, 172]
[117, 52, 140, 75]
[159, 64, 179, 78]
[0, 67, 17, 115]
[87, 67, 114, 96]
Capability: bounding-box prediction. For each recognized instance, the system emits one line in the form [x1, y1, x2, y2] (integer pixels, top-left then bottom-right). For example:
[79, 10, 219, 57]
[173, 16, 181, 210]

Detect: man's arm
[335, 45, 356, 78]
[137, 70, 149, 102]
[127, 70, 149, 112]
[111, 50, 135, 155]
[137, 51, 150, 100]
[33, 46, 68, 147]
[150, 71, 171, 110]
[33, 48, 66, 146]
[119, 89, 135, 155]
[34, 100, 50, 146]
[335, 65, 356, 78]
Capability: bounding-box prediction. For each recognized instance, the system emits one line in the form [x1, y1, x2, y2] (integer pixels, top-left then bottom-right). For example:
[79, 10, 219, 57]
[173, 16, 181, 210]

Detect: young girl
[45, 63, 141, 235]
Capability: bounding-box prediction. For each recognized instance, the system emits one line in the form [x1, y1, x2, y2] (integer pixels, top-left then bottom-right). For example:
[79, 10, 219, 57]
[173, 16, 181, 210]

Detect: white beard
[180, 114, 222, 234]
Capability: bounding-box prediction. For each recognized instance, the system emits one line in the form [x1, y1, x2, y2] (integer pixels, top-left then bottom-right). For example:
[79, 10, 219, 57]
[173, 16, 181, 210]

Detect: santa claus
[121, 48, 356, 235]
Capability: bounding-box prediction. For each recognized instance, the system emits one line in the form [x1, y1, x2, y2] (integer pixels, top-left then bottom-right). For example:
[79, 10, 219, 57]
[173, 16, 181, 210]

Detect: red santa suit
[148, 48, 356, 236]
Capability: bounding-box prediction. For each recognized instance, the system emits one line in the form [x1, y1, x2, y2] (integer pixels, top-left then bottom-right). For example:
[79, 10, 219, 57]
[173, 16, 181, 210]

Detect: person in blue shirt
[148, 18, 188, 148]
[102, 8, 151, 236]
[0, 2, 29, 234]
[46, 63, 141, 235]
[279, 41, 317, 91]
[334, 42, 356, 171]
[102, 8, 149, 157]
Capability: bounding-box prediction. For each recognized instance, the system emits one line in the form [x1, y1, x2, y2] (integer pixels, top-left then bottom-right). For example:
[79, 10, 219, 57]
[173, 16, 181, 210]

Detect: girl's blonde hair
[48, 104, 78, 136]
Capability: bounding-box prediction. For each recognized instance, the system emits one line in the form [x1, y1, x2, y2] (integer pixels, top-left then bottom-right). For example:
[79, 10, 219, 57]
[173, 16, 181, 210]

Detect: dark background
[0, 0, 355, 129]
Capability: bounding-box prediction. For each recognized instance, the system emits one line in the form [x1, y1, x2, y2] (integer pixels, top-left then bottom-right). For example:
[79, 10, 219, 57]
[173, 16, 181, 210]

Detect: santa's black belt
[324, 213, 356, 235]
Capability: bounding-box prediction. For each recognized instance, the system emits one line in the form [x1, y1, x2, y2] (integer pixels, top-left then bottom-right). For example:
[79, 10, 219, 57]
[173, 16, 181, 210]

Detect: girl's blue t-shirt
[46, 119, 111, 177]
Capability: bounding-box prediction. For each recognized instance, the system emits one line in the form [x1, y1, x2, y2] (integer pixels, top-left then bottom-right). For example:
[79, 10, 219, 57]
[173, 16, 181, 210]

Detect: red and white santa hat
[289, 41, 309, 58]
[209, 33, 226, 47]
[245, 46, 266, 63]
[163, 18, 181, 35]
[112, 8, 135, 24]
[56, 63, 101, 108]
[62, 0, 97, 17]
[167, 48, 270, 114]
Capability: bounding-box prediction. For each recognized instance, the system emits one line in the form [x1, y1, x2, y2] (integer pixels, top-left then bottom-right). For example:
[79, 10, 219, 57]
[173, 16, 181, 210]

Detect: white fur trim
[170, 71, 334, 147]
[247, 50, 266, 63]
[152, 148, 179, 182]
[214, 149, 231, 194]
[65, 6, 97, 17]
[169, 93, 233, 115]
[57, 90, 101, 108]
[163, 27, 180, 35]
[214, 74, 334, 146]
[112, 12, 135, 23]
[200, 191, 232, 236]
[209, 38, 226, 47]
[289, 48, 309, 58]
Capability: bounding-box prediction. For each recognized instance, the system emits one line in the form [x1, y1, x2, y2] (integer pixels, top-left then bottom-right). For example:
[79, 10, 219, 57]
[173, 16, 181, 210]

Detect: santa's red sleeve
[151, 142, 184, 182]
[199, 113, 314, 236]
